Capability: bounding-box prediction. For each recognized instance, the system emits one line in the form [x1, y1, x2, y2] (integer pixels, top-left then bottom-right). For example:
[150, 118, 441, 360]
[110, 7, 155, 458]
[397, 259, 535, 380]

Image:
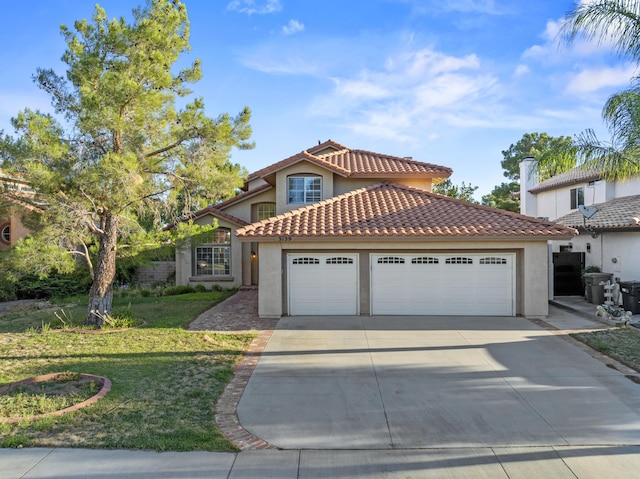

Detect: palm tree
[560, 0, 640, 179]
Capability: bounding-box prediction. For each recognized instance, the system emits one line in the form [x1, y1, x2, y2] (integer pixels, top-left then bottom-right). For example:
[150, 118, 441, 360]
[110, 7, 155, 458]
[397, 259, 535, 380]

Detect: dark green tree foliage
[432, 179, 479, 203]
[500, 132, 576, 181]
[561, 0, 640, 179]
[481, 181, 520, 213]
[0, 1, 252, 325]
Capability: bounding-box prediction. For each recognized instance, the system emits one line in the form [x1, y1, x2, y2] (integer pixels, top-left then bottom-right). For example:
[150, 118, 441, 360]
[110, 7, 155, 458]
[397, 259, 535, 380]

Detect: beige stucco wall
[0, 213, 31, 251]
[333, 177, 433, 195]
[222, 188, 276, 223]
[274, 162, 335, 214]
[257, 242, 283, 318]
[250, 239, 550, 319]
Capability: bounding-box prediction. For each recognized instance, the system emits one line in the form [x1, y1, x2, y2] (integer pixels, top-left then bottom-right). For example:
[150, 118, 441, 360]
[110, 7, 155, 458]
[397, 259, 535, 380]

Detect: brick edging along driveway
[188, 288, 278, 450]
[213, 326, 278, 450]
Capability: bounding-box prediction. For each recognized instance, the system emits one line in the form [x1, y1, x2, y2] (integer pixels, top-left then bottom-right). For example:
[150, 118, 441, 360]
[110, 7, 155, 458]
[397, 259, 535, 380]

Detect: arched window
[194, 228, 231, 276]
[0, 224, 9, 244]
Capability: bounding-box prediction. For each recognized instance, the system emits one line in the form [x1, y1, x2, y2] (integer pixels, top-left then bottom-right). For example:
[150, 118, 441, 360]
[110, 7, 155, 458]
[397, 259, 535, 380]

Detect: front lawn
[0, 291, 254, 451]
[572, 327, 640, 373]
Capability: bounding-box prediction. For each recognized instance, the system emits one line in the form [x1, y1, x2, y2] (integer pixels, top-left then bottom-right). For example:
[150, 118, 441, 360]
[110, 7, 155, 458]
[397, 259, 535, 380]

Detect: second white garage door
[288, 253, 359, 315]
[371, 253, 515, 316]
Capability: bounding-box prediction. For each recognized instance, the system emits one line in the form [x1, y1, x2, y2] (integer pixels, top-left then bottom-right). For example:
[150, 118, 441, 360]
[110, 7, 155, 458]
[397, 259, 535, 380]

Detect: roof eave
[236, 233, 576, 242]
[529, 174, 603, 194]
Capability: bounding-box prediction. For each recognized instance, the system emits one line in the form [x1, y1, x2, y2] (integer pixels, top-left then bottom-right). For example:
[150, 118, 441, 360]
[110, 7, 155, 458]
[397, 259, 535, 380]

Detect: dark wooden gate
[552, 252, 585, 296]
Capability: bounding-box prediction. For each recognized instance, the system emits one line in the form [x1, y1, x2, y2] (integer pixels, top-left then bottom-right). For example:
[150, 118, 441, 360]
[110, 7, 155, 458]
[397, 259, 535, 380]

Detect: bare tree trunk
[86, 214, 118, 326]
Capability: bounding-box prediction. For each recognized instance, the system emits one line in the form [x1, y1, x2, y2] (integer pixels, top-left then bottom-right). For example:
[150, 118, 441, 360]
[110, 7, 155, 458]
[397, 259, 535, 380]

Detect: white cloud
[523, 15, 620, 62]
[226, 0, 282, 15]
[239, 52, 322, 75]
[282, 19, 304, 36]
[333, 79, 390, 100]
[564, 64, 639, 94]
[513, 64, 530, 77]
[309, 46, 499, 142]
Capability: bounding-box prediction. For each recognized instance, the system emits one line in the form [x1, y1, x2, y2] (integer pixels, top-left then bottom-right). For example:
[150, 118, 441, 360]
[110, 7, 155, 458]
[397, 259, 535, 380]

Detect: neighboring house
[0, 170, 36, 251]
[520, 157, 640, 292]
[171, 140, 575, 318]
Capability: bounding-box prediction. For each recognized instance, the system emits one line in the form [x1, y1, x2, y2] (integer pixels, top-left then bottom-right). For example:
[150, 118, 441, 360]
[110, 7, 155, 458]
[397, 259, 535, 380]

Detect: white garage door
[288, 253, 359, 315]
[371, 253, 515, 316]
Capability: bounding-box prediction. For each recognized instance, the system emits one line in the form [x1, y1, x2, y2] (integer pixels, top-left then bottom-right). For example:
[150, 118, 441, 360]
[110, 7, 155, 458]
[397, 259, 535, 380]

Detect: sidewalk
[3, 301, 640, 478]
[4, 444, 640, 479]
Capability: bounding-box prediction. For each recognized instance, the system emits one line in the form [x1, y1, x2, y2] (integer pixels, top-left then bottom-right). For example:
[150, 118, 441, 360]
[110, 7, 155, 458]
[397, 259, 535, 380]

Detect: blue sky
[0, 0, 635, 198]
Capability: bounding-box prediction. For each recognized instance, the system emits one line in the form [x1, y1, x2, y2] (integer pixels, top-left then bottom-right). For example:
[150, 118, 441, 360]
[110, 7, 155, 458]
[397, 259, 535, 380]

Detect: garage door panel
[289, 254, 358, 315]
[371, 253, 514, 316]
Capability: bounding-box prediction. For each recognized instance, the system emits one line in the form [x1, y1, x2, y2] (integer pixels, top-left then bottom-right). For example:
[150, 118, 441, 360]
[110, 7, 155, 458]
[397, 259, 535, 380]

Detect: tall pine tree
[0, 1, 252, 325]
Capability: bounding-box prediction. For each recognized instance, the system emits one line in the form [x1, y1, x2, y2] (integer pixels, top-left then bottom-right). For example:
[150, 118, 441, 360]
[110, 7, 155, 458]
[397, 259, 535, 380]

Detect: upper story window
[287, 175, 321, 204]
[194, 228, 231, 276]
[257, 202, 276, 221]
[0, 224, 10, 244]
[570, 187, 584, 210]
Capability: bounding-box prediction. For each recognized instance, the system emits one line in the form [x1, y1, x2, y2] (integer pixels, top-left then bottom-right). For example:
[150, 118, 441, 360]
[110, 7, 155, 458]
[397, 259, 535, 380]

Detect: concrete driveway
[237, 315, 640, 449]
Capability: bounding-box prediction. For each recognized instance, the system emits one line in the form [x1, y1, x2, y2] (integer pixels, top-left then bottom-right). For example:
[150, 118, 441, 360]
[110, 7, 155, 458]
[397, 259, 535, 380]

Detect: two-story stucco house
[171, 140, 575, 319]
[520, 157, 640, 293]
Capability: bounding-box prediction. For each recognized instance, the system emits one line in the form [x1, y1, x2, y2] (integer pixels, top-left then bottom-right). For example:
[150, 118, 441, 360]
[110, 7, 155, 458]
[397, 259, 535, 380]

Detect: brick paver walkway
[188, 287, 279, 450]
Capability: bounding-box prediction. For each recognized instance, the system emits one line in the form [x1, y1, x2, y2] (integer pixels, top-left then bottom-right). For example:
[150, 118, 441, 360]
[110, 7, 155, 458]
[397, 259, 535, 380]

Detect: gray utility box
[584, 273, 613, 305]
[620, 281, 640, 314]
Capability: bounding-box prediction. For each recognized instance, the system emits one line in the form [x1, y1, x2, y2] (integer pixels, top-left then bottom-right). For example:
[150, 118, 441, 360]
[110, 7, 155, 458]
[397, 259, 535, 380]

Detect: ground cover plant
[572, 327, 640, 373]
[0, 290, 254, 451]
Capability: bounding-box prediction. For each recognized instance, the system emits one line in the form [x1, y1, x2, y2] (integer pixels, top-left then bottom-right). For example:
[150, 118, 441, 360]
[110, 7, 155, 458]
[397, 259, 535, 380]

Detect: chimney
[519, 157, 538, 217]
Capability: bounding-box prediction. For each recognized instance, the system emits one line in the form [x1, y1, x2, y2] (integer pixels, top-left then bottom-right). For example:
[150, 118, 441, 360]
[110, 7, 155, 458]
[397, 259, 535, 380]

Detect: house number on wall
[279, 236, 292, 242]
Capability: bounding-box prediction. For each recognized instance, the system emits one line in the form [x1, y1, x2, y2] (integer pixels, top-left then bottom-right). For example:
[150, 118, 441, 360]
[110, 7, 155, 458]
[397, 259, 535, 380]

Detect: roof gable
[236, 182, 576, 240]
[247, 141, 452, 183]
[164, 206, 249, 231]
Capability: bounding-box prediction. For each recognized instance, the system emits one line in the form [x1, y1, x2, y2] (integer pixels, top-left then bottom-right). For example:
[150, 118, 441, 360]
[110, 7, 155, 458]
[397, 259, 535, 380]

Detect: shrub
[0, 278, 17, 302]
[194, 284, 207, 293]
[15, 272, 91, 300]
[163, 285, 196, 296]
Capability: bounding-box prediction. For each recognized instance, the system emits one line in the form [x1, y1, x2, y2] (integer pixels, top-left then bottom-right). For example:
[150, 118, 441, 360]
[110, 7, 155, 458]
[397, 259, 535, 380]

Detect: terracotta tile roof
[317, 149, 452, 177]
[164, 206, 249, 231]
[529, 165, 603, 193]
[554, 195, 640, 230]
[214, 183, 273, 209]
[247, 141, 452, 182]
[236, 182, 576, 240]
[307, 139, 349, 154]
[248, 151, 351, 182]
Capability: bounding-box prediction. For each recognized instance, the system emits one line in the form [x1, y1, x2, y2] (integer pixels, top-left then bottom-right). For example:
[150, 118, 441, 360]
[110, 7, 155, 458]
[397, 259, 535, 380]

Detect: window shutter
[570, 188, 577, 209]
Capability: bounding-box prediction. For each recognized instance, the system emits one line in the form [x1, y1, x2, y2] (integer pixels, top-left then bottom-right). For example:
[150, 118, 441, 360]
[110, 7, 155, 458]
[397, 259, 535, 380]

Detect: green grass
[0, 290, 255, 451]
[572, 327, 640, 372]
[0, 373, 99, 418]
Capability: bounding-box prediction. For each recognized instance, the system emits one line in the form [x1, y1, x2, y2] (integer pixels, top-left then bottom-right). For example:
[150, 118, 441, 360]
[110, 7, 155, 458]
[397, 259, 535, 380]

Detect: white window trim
[193, 228, 231, 277]
[287, 175, 322, 204]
